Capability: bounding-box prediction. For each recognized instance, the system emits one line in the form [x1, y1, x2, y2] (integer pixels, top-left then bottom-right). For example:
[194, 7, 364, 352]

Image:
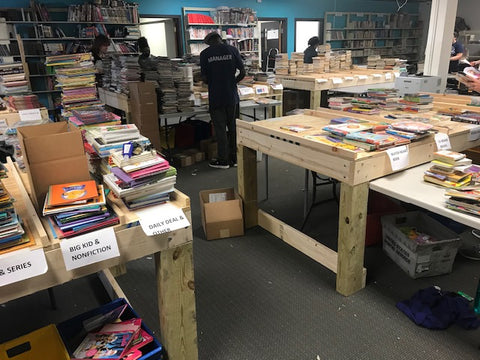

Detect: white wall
[457, 0, 480, 30]
[139, 18, 177, 58]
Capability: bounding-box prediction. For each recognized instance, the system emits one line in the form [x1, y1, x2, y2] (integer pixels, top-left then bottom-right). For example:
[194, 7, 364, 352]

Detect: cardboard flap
[204, 200, 242, 222]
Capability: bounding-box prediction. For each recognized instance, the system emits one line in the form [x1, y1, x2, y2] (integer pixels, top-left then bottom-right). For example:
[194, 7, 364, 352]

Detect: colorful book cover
[345, 131, 396, 148]
[48, 180, 98, 207]
[279, 124, 312, 132]
[390, 121, 433, 133]
[433, 150, 466, 165]
[322, 123, 372, 137]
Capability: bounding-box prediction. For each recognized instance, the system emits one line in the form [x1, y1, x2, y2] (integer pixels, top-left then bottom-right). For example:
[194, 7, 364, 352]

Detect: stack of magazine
[103, 149, 176, 209]
[43, 180, 119, 239]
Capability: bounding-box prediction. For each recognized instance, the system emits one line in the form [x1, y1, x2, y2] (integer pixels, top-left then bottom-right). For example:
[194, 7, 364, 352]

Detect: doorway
[258, 18, 287, 72]
[139, 15, 182, 58]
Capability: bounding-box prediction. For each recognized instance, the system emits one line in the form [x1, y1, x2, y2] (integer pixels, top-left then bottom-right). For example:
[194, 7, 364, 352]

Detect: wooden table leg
[156, 242, 198, 360]
[336, 182, 368, 296]
[238, 144, 258, 228]
[310, 90, 321, 109]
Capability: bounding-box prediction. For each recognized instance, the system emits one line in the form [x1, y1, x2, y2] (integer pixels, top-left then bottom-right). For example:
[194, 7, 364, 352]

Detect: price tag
[468, 126, 480, 141]
[385, 73, 392, 80]
[434, 133, 451, 150]
[394, 71, 400, 78]
[60, 227, 119, 271]
[332, 77, 343, 84]
[386, 145, 409, 171]
[316, 78, 328, 83]
[19, 109, 42, 122]
[271, 83, 283, 90]
[0, 248, 48, 287]
[372, 73, 382, 78]
[135, 203, 190, 236]
[344, 76, 354, 81]
[357, 75, 368, 80]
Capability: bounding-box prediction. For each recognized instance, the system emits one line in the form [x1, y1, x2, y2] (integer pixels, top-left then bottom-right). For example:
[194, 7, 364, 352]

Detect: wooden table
[0, 160, 198, 360]
[275, 68, 397, 109]
[236, 106, 480, 296]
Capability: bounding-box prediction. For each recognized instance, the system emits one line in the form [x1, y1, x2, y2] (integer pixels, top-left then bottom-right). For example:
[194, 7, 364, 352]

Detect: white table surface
[369, 162, 480, 229]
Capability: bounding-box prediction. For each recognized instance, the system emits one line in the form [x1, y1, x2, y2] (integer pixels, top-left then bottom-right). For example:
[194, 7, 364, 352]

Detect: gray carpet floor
[1, 156, 479, 360]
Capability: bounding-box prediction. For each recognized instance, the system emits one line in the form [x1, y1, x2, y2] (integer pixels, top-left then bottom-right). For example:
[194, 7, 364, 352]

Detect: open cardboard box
[17, 122, 90, 211]
[199, 187, 244, 240]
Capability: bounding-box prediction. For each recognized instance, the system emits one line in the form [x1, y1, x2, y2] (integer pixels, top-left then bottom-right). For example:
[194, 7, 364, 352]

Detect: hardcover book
[48, 180, 98, 207]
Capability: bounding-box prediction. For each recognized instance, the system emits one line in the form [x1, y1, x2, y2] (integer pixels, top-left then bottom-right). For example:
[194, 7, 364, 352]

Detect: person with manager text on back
[200, 32, 246, 169]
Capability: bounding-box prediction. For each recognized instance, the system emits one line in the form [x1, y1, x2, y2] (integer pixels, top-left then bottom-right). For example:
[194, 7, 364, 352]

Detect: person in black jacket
[91, 34, 111, 87]
[200, 32, 246, 169]
[304, 36, 320, 64]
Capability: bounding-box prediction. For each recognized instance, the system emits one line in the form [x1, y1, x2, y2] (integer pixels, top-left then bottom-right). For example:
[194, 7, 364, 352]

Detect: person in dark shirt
[304, 36, 320, 64]
[449, 32, 464, 73]
[91, 34, 111, 87]
[200, 32, 246, 169]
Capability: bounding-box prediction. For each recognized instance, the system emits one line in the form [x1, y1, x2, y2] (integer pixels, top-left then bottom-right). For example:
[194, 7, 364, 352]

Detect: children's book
[433, 150, 466, 165]
[279, 124, 312, 133]
[345, 131, 396, 149]
[43, 185, 106, 216]
[322, 123, 372, 137]
[390, 121, 433, 133]
[47, 180, 98, 207]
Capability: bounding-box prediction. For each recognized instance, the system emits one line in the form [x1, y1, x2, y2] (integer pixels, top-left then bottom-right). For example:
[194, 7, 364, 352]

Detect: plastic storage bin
[381, 211, 461, 278]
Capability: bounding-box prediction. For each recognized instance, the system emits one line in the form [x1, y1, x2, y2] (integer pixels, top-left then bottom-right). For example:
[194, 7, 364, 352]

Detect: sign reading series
[135, 203, 190, 236]
[0, 248, 48, 287]
[60, 227, 119, 271]
[387, 145, 409, 171]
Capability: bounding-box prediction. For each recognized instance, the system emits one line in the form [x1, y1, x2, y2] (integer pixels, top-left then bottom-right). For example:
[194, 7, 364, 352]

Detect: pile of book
[451, 111, 480, 124]
[385, 120, 434, 141]
[0, 63, 29, 95]
[46, 53, 100, 115]
[0, 182, 33, 255]
[328, 97, 354, 111]
[157, 57, 178, 114]
[444, 187, 480, 216]
[424, 150, 473, 189]
[69, 107, 121, 129]
[104, 149, 177, 209]
[85, 124, 149, 157]
[6, 94, 41, 110]
[398, 93, 434, 112]
[366, 88, 401, 110]
[43, 180, 119, 239]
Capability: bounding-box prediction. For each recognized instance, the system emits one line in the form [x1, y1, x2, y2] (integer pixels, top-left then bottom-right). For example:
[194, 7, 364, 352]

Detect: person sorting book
[449, 32, 465, 73]
[200, 32, 245, 169]
[304, 36, 320, 64]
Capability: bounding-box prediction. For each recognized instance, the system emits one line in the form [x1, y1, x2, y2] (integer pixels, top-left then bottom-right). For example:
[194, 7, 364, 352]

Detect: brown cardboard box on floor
[17, 122, 90, 211]
[199, 187, 244, 240]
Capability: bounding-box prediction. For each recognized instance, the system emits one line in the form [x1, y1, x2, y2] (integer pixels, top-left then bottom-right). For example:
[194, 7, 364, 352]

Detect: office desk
[0, 160, 198, 360]
[236, 109, 480, 296]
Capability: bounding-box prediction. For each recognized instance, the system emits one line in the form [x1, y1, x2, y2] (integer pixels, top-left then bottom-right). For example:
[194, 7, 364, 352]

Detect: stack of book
[103, 149, 176, 209]
[398, 93, 434, 112]
[68, 107, 121, 129]
[385, 121, 434, 141]
[366, 88, 401, 110]
[45, 53, 100, 115]
[0, 63, 29, 95]
[328, 97, 353, 111]
[157, 57, 178, 114]
[347, 98, 382, 115]
[43, 180, 119, 239]
[451, 111, 480, 124]
[0, 182, 33, 255]
[423, 150, 473, 189]
[444, 188, 480, 216]
[6, 94, 41, 110]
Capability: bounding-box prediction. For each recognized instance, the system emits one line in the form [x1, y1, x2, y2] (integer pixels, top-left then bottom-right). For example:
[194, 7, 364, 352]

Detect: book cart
[0, 159, 198, 360]
[275, 68, 396, 109]
[236, 98, 480, 296]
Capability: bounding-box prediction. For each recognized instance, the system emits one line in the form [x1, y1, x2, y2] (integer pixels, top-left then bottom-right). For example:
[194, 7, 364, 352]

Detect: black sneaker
[209, 159, 230, 169]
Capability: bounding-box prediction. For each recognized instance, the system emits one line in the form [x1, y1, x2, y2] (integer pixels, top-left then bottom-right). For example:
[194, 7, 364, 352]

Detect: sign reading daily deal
[135, 202, 190, 236]
[60, 227, 120, 271]
[0, 248, 48, 287]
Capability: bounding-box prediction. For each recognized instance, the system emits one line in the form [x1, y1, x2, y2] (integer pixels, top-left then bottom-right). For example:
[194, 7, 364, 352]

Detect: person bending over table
[304, 36, 320, 64]
[200, 32, 245, 169]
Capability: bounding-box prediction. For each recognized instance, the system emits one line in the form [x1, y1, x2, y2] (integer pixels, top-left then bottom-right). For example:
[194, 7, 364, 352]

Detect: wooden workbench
[236, 104, 480, 296]
[0, 160, 198, 360]
[276, 68, 397, 109]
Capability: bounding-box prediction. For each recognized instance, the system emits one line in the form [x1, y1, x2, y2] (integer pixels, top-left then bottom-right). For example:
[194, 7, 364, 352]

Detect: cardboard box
[184, 148, 205, 163]
[17, 122, 90, 210]
[56, 298, 164, 360]
[173, 153, 194, 167]
[0, 324, 70, 360]
[381, 211, 461, 278]
[128, 81, 157, 102]
[199, 187, 244, 240]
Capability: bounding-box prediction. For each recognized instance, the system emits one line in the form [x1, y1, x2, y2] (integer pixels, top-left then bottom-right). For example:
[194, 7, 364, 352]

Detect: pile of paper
[0, 63, 29, 95]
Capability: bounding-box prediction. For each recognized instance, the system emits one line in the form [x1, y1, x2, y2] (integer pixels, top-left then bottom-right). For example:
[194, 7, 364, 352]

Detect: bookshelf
[0, 1, 140, 112]
[182, 7, 260, 72]
[324, 12, 422, 65]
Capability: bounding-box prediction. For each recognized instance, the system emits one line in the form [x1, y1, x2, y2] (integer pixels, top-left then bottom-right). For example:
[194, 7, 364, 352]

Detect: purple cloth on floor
[396, 286, 480, 330]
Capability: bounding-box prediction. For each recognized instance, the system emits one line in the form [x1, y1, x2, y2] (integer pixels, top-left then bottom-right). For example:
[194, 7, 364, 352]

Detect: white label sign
[385, 73, 392, 80]
[316, 78, 328, 83]
[18, 109, 42, 122]
[394, 71, 400, 77]
[266, 29, 279, 40]
[135, 203, 190, 236]
[271, 83, 283, 90]
[357, 75, 368, 80]
[468, 126, 480, 141]
[60, 227, 119, 271]
[344, 76, 354, 81]
[372, 73, 382, 78]
[0, 248, 48, 287]
[387, 145, 409, 171]
[434, 133, 451, 150]
[332, 77, 343, 84]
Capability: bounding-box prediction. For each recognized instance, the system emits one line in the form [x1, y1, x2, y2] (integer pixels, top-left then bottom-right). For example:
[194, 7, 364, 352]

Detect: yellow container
[0, 324, 69, 360]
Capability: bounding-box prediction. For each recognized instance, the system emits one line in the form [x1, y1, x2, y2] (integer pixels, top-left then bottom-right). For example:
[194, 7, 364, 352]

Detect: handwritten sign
[344, 76, 354, 81]
[434, 133, 451, 150]
[385, 73, 392, 80]
[60, 227, 119, 271]
[0, 248, 48, 287]
[271, 83, 283, 90]
[357, 75, 368, 80]
[394, 71, 400, 78]
[19, 109, 42, 122]
[316, 78, 328, 83]
[372, 73, 382, 78]
[387, 145, 409, 171]
[135, 203, 190, 236]
[468, 126, 480, 141]
[332, 77, 343, 84]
